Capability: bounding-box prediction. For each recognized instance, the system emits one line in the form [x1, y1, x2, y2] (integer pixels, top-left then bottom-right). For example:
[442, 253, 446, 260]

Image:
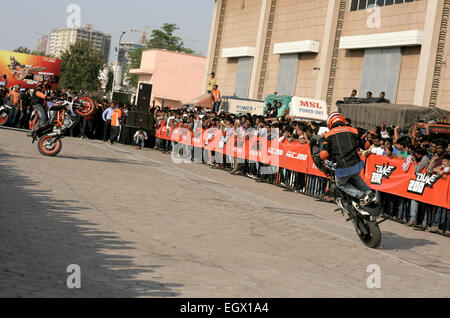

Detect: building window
[234, 57, 254, 99]
[276, 54, 300, 96]
[350, 0, 418, 11]
[359, 47, 402, 103]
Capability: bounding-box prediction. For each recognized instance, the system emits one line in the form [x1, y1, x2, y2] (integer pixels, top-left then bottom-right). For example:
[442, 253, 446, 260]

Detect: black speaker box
[126, 112, 154, 130]
[137, 83, 152, 113]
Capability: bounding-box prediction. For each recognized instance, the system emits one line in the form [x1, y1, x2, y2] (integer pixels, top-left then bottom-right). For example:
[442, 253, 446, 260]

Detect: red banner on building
[0, 50, 62, 89]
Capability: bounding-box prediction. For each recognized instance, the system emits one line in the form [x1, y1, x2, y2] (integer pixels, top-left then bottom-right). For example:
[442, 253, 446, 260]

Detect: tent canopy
[186, 94, 213, 108]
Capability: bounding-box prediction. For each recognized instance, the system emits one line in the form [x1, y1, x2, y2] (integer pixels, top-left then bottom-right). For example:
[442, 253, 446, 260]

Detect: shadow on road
[57, 155, 160, 167]
[380, 231, 437, 250]
[0, 150, 181, 297]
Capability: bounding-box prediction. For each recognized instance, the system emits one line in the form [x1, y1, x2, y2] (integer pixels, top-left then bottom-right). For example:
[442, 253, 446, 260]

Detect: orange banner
[155, 127, 449, 209]
[0, 50, 62, 89]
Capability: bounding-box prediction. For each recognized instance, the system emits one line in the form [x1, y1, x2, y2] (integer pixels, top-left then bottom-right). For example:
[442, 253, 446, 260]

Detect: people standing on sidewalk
[109, 102, 122, 145]
[7, 85, 21, 127]
[102, 101, 114, 142]
[211, 85, 221, 113]
[18, 88, 32, 129]
[207, 72, 216, 94]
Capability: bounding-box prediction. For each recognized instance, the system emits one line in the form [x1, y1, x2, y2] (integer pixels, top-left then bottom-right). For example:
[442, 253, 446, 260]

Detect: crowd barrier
[155, 126, 450, 210]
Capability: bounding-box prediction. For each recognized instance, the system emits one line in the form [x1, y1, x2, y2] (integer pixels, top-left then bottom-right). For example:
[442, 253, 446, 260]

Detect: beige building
[204, 0, 450, 111]
[47, 24, 112, 62]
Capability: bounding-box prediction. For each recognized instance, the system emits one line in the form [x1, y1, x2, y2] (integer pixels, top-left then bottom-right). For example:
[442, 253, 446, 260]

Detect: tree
[30, 51, 54, 58]
[125, 23, 196, 88]
[13, 47, 31, 54]
[147, 23, 195, 54]
[59, 40, 104, 93]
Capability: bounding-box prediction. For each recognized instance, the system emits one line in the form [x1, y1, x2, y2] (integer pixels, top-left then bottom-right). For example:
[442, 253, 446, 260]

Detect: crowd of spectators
[150, 103, 450, 237]
[1, 78, 449, 236]
[0, 82, 139, 148]
[340, 89, 391, 104]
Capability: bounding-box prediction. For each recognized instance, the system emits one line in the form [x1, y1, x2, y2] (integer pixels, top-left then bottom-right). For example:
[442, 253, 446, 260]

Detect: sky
[0, 0, 215, 62]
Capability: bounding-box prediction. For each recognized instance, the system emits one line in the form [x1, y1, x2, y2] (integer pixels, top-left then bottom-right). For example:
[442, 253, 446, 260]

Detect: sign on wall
[226, 98, 265, 116]
[0, 50, 62, 89]
[289, 96, 328, 121]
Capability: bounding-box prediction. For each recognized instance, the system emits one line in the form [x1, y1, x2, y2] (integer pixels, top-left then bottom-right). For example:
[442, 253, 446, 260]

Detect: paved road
[0, 129, 449, 297]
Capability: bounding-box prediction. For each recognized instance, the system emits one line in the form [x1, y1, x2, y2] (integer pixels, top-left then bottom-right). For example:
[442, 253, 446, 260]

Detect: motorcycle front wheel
[353, 216, 381, 249]
[37, 135, 62, 157]
[73, 96, 96, 118]
[0, 112, 8, 126]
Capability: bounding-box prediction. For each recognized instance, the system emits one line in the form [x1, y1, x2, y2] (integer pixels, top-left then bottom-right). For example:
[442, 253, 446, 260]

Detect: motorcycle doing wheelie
[29, 97, 96, 156]
[310, 136, 387, 249]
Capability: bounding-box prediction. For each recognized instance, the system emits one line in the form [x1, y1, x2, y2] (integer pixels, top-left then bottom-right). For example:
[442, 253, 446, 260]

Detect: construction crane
[130, 26, 149, 45]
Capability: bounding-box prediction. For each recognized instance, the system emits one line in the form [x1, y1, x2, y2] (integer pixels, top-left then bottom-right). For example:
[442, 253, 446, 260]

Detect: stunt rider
[319, 112, 378, 206]
[31, 78, 51, 131]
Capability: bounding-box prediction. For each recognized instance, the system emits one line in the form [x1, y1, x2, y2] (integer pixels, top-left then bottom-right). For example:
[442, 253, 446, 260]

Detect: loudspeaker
[126, 112, 154, 130]
[137, 83, 152, 113]
[126, 111, 137, 126]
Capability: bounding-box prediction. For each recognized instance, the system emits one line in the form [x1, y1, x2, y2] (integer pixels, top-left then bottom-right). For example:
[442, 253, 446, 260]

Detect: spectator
[377, 91, 389, 103]
[102, 101, 114, 142]
[18, 88, 32, 129]
[362, 134, 382, 157]
[134, 129, 148, 150]
[109, 102, 122, 145]
[366, 91, 373, 98]
[7, 85, 21, 127]
[211, 85, 221, 113]
[80, 109, 95, 139]
[207, 72, 216, 94]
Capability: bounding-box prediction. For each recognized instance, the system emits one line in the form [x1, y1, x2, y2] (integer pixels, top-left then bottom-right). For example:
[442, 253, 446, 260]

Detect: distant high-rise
[114, 42, 145, 90]
[36, 35, 49, 54]
[47, 24, 112, 62]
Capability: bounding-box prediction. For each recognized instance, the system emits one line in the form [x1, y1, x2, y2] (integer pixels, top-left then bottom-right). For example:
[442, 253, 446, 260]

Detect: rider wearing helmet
[319, 112, 377, 206]
[31, 78, 51, 130]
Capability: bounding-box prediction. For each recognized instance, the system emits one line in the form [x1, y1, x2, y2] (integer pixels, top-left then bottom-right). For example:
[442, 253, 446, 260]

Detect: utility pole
[111, 31, 126, 100]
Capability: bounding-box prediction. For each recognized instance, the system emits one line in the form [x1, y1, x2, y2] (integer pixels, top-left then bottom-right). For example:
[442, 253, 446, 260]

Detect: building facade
[47, 24, 112, 62]
[114, 42, 146, 90]
[205, 0, 450, 111]
[130, 49, 207, 108]
[36, 35, 49, 54]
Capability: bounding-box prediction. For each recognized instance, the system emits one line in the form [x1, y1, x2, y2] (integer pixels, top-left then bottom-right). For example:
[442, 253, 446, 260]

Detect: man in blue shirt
[102, 102, 114, 142]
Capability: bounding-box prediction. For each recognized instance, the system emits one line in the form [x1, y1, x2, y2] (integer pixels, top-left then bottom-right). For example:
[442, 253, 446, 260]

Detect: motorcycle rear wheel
[38, 135, 62, 157]
[353, 216, 381, 249]
[0, 113, 8, 126]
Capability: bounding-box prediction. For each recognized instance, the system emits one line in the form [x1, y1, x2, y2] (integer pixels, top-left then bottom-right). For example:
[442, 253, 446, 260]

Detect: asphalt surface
[0, 128, 449, 297]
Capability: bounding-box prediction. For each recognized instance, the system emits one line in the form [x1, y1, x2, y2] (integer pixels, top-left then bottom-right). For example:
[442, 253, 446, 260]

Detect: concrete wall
[134, 50, 206, 107]
[214, 0, 262, 97]
[263, 0, 329, 98]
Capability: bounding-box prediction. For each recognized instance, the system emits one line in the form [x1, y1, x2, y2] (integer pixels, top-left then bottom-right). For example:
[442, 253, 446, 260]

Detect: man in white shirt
[134, 129, 148, 150]
[102, 102, 114, 142]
